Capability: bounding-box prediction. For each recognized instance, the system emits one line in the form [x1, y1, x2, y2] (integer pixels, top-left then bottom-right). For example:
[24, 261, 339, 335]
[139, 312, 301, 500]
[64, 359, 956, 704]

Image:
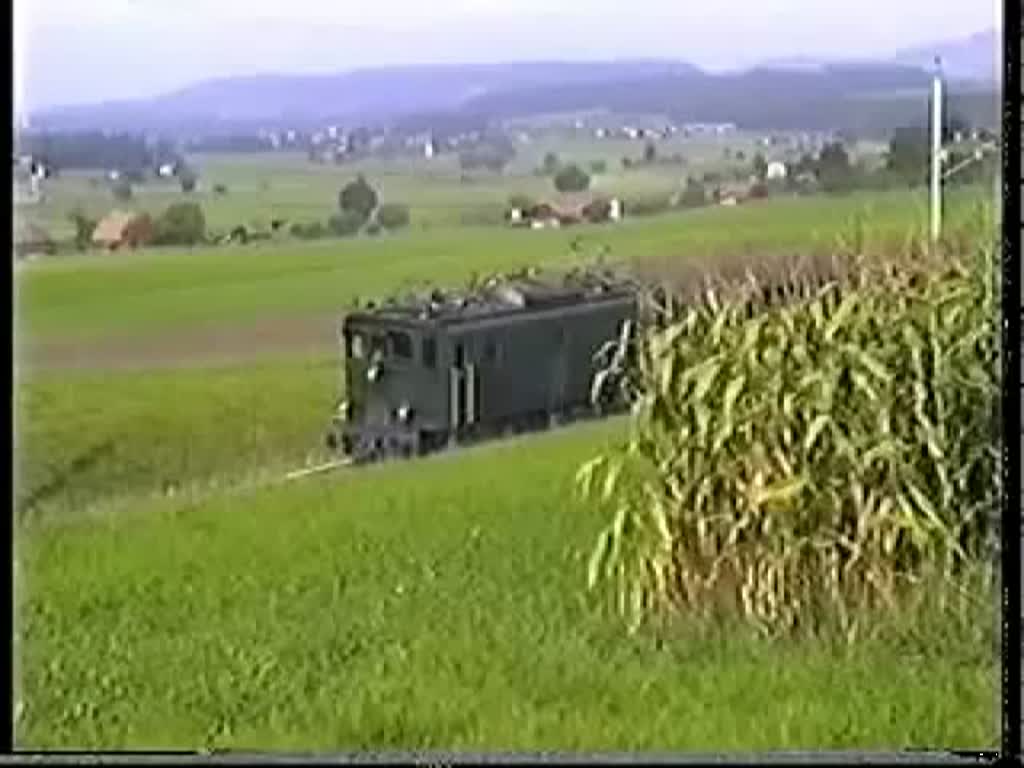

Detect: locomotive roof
[345, 269, 637, 329]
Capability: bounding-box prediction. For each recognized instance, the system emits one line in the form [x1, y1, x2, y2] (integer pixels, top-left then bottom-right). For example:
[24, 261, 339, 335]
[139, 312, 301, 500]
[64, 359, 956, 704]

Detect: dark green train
[325, 271, 638, 463]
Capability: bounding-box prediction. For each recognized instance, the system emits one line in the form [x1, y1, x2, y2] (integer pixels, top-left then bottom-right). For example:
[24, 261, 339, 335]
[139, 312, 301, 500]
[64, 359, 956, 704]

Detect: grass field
[18, 188, 948, 347]
[16, 420, 997, 750]
[13, 180, 1000, 750]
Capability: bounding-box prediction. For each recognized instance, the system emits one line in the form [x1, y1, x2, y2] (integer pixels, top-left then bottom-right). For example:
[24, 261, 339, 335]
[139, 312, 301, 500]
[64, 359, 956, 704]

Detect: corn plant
[577, 206, 1000, 639]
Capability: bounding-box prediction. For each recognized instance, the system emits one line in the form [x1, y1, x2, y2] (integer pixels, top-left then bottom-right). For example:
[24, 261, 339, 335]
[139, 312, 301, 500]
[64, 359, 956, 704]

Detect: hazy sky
[15, 0, 1000, 110]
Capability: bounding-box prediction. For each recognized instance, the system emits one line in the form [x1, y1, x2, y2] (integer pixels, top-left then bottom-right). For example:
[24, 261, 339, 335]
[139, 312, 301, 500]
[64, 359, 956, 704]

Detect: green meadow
[13, 166, 999, 750]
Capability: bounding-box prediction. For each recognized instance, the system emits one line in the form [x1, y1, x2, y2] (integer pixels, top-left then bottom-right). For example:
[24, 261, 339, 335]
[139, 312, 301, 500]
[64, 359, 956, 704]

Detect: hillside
[26, 60, 701, 134]
[25, 42, 1000, 139]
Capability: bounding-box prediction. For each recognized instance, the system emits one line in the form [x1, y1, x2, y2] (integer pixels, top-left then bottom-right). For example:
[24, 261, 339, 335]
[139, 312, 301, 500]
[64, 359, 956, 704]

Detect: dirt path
[18, 312, 343, 373]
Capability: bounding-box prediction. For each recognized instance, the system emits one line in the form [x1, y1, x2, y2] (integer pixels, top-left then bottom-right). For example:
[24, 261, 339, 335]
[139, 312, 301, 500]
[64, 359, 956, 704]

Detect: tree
[69, 209, 97, 251]
[553, 164, 590, 193]
[153, 202, 206, 245]
[542, 152, 560, 174]
[643, 141, 657, 164]
[376, 203, 411, 231]
[589, 159, 607, 175]
[339, 175, 378, 222]
[752, 152, 768, 181]
[179, 168, 198, 193]
[328, 210, 366, 237]
[816, 142, 853, 193]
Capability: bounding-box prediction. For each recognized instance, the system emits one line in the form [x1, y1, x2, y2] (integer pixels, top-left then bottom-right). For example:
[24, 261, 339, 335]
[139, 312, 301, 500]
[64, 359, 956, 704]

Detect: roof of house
[92, 210, 141, 243]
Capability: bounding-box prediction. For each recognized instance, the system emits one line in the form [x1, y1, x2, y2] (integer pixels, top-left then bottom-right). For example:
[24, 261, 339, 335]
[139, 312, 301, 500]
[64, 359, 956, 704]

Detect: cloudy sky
[15, 0, 1000, 110]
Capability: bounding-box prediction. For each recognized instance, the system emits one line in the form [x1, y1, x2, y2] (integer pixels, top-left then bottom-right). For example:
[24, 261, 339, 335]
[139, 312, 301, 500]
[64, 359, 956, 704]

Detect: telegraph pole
[930, 56, 944, 243]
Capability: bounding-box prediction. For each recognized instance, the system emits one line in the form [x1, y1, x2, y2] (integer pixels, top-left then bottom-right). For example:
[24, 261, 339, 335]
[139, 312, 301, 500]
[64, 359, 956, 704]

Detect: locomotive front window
[388, 331, 413, 360]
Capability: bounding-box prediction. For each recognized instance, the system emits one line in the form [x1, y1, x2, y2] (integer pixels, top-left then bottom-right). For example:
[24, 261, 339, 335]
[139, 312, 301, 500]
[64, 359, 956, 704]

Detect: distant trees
[589, 159, 607, 175]
[643, 141, 657, 164]
[816, 142, 853, 192]
[458, 140, 516, 173]
[752, 152, 768, 181]
[339, 175, 379, 223]
[542, 152, 561, 174]
[886, 126, 930, 186]
[376, 203, 411, 231]
[17, 131, 154, 172]
[153, 202, 206, 245]
[553, 163, 591, 193]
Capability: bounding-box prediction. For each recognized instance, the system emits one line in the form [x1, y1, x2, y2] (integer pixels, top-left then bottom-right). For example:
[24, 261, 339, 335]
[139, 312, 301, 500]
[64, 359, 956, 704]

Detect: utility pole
[930, 56, 944, 243]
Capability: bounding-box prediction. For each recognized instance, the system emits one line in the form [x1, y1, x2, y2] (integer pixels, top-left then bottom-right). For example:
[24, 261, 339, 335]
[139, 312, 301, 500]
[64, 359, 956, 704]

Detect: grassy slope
[17, 189, 938, 344]
[15, 358, 338, 518]
[16, 421, 997, 750]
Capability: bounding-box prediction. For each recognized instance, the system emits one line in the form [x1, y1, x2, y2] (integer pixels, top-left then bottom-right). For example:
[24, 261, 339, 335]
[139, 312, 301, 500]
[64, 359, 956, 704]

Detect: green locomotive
[325, 270, 638, 463]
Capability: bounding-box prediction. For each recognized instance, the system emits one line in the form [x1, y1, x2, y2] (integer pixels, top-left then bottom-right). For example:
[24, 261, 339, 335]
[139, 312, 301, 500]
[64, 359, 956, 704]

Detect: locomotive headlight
[396, 403, 412, 422]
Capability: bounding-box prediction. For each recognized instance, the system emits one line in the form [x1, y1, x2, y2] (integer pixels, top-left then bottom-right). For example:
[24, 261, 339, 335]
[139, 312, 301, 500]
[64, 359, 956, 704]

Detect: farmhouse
[510, 194, 622, 229]
[91, 210, 154, 250]
[766, 161, 787, 181]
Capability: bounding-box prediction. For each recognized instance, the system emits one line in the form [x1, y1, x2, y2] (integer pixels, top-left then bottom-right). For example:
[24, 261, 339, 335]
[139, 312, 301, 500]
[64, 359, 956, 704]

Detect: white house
[608, 198, 623, 221]
[424, 141, 435, 159]
[766, 161, 787, 181]
[157, 163, 176, 178]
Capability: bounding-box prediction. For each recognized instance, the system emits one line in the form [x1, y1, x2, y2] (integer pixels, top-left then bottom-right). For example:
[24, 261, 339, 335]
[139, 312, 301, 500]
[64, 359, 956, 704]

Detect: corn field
[577, 204, 1001, 641]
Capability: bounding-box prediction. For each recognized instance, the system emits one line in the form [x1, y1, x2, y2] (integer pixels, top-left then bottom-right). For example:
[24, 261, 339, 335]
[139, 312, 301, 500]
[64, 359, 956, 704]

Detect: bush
[589, 159, 608, 175]
[508, 193, 535, 212]
[328, 210, 365, 237]
[213, 183, 228, 196]
[376, 203, 411, 231]
[68, 209, 97, 251]
[553, 163, 590, 193]
[458, 205, 506, 227]
[578, 211, 999, 639]
[178, 168, 198, 193]
[290, 221, 328, 240]
[623, 194, 672, 218]
[153, 202, 206, 245]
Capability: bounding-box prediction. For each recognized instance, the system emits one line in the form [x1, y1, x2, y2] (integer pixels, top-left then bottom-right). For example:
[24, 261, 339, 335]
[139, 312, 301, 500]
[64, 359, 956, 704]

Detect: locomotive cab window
[387, 331, 413, 360]
[347, 331, 366, 360]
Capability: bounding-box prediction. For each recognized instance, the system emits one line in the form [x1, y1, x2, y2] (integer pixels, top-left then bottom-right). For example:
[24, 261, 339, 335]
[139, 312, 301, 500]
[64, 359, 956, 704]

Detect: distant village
[12, 109, 999, 260]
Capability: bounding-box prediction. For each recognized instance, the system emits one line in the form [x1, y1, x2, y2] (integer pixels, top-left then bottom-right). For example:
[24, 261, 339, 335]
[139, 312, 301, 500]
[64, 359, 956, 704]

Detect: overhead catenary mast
[930, 56, 944, 243]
